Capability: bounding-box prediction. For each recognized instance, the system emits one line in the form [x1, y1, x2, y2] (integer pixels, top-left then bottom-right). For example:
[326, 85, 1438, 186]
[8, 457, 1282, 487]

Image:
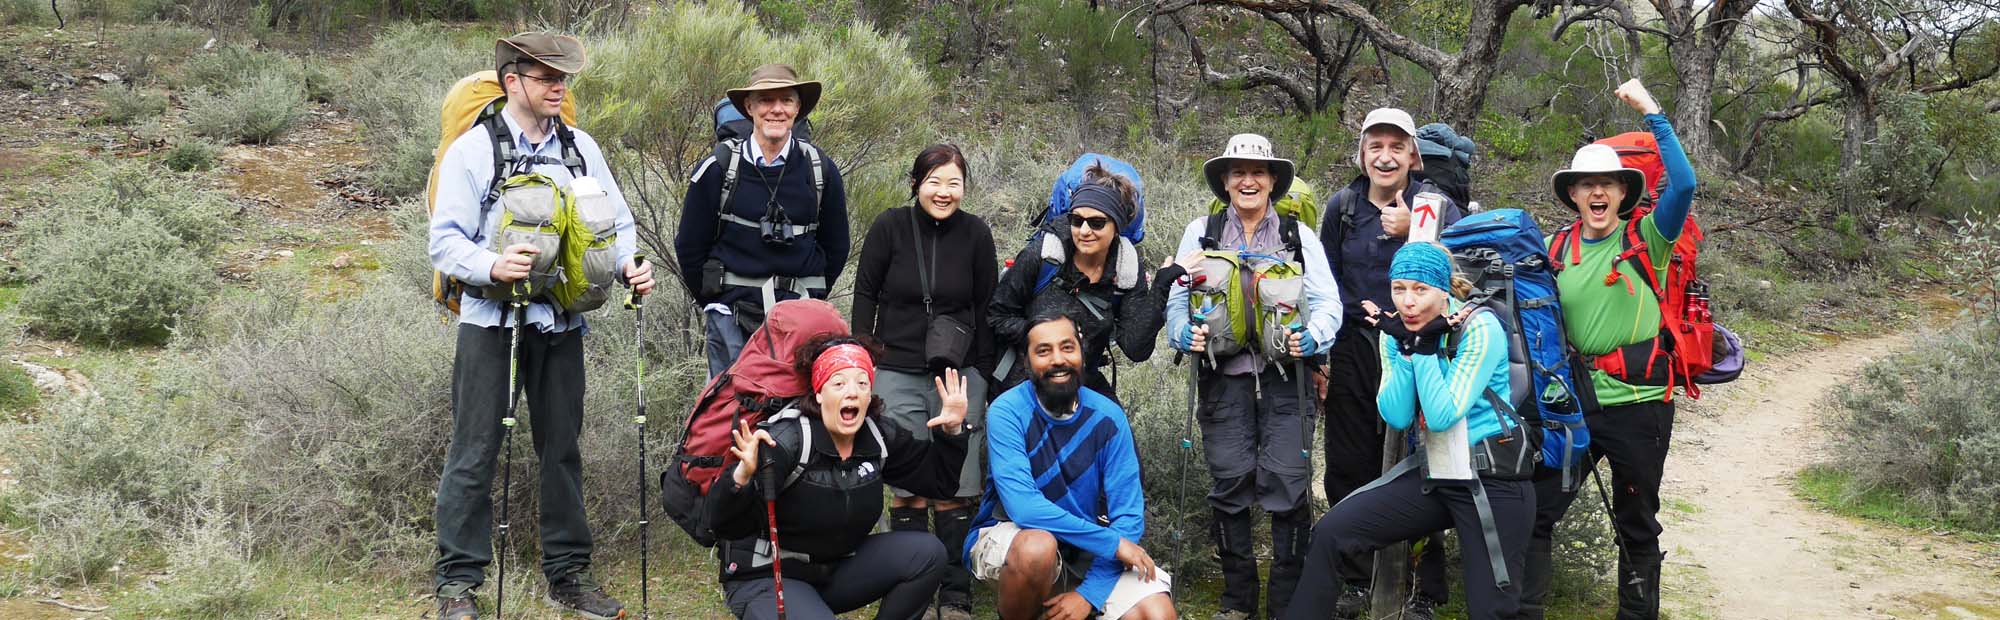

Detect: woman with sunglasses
[988, 163, 1187, 399]
[850, 143, 998, 619]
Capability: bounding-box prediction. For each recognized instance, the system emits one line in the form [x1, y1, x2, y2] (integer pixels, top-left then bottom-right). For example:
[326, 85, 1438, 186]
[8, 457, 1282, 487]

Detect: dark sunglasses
[1067, 213, 1112, 231]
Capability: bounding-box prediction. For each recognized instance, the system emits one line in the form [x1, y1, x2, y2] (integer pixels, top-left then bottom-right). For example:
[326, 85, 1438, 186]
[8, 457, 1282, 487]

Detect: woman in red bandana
[705, 335, 973, 620]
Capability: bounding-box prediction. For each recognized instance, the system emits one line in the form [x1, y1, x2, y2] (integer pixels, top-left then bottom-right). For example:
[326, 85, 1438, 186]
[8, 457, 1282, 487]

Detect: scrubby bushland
[187, 71, 307, 144]
[15, 162, 230, 344]
[333, 23, 490, 197]
[162, 138, 221, 172]
[88, 86, 169, 126]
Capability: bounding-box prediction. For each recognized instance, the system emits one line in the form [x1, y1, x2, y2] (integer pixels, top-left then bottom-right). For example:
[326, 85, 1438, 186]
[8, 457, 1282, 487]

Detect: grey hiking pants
[434, 322, 594, 591]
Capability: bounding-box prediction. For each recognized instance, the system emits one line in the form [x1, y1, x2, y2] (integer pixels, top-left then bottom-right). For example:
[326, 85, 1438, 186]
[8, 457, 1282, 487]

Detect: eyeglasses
[517, 72, 570, 87]
[1067, 214, 1111, 232]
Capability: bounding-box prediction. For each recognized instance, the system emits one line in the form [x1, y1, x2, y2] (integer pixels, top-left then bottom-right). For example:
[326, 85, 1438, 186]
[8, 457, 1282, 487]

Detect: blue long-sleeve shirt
[1164, 210, 1343, 373]
[1642, 113, 1695, 241]
[1377, 306, 1514, 447]
[968, 382, 1145, 611]
[428, 109, 636, 332]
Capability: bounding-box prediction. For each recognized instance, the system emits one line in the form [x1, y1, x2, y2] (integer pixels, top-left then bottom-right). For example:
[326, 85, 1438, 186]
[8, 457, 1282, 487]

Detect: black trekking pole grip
[625, 254, 648, 310]
[758, 446, 787, 620]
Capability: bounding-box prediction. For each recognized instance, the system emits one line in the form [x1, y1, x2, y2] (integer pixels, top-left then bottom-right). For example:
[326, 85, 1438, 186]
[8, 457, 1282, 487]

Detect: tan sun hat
[495, 32, 589, 75]
[1354, 107, 1421, 169]
[1551, 144, 1646, 216]
[1203, 133, 1295, 205]
[726, 64, 823, 119]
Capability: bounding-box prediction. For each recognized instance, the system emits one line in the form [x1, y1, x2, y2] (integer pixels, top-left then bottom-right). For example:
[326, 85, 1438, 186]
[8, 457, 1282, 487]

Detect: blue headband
[1389, 243, 1453, 291]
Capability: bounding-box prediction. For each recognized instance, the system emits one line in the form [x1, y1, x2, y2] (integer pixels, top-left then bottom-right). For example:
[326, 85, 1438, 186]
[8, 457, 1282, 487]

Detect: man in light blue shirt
[427, 32, 651, 620]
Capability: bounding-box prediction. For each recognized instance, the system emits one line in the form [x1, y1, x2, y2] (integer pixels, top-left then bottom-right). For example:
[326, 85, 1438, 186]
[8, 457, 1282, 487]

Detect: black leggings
[723, 531, 946, 620]
[1285, 468, 1534, 620]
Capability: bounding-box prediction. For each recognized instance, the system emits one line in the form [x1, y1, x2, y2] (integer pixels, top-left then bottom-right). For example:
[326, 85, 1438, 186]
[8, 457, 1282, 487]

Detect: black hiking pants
[434, 322, 594, 591]
[722, 531, 947, 620]
[1285, 468, 1533, 620]
[1521, 399, 1674, 620]
[1321, 324, 1450, 604]
[1199, 367, 1315, 618]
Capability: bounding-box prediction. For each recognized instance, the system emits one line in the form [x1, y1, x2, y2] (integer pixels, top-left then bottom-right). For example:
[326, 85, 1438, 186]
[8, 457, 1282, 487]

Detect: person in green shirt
[1519, 79, 1697, 620]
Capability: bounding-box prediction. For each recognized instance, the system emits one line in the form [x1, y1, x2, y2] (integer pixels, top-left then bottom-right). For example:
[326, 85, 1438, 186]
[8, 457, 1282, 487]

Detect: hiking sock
[932, 506, 975, 609]
[1519, 536, 1554, 620]
[1211, 508, 1259, 616]
[889, 506, 929, 533]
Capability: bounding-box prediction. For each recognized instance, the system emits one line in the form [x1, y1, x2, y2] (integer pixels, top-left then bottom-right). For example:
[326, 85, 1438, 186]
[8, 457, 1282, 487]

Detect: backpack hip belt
[721, 273, 827, 310]
[1589, 332, 1674, 387]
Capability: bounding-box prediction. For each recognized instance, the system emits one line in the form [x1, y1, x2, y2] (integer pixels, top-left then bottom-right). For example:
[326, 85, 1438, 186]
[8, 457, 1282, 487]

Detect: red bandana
[811, 344, 875, 393]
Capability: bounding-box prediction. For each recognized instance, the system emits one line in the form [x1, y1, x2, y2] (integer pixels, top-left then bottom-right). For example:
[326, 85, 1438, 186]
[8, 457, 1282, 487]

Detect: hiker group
[425, 32, 1745, 620]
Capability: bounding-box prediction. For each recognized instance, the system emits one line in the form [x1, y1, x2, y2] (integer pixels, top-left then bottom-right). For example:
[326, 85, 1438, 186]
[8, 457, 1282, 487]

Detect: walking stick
[497, 285, 528, 620]
[1172, 302, 1208, 602]
[627, 255, 650, 620]
[760, 451, 788, 620]
[1590, 464, 1646, 607]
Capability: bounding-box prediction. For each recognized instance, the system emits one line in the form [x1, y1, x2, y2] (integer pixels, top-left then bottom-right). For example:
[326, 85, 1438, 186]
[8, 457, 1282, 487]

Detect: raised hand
[928, 368, 969, 435]
[728, 419, 776, 486]
[1616, 78, 1662, 115]
[1380, 191, 1412, 238]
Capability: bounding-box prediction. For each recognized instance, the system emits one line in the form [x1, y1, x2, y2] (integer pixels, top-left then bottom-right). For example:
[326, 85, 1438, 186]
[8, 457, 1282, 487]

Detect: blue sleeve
[576, 133, 637, 271]
[675, 154, 723, 300]
[985, 396, 1123, 559]
[1164, 221, 1204, 352]
[429, 132, 499, 288]
[1376, 335, 1416, 431]
[1078, 412, 1146, 610]
[1646, 114, 1696, 241]
[1408, 315, 1507, 432]
[1295, 221, 1343, 354]
[818, 158, 851, 286]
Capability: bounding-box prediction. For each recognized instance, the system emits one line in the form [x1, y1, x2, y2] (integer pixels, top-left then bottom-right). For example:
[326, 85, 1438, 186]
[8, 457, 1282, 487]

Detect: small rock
[204, 38, 216, 50]
[275, 249, 296, 258]
[331, 253, 353, 269]
[1757, 280, 1773, 290]
[90, 72, 121, 84]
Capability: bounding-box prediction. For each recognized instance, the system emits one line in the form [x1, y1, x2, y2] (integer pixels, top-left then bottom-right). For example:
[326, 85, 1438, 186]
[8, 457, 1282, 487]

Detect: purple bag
[1694, 324, 1744, 385]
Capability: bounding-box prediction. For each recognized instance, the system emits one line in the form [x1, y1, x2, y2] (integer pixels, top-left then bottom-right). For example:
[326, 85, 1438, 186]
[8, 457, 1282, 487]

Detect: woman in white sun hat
[1163, 133, 1341, 620]
[1519, 78, 1697, 620]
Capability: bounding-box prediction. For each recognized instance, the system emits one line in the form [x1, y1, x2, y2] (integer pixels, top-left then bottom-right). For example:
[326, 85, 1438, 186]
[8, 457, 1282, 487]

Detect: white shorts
[968, 521, 1172, 620]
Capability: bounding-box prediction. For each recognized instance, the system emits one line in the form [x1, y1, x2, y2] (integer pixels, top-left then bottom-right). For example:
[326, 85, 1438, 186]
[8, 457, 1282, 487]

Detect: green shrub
[0, 362, 38, 415]
[23, 490, 150, 584]
[19, 215, 220, 344]
[115, 23, 208, 84]
[87, 86, 169, 126]
[188, 71, 307, 144]
[162, 139, 222, 172]
[1828, 321, 2000, 533]
[134, 505, 265, 618]
[178, 44, 298, 92]
[0, 0, 48, 26]
[22, 161, 233, 256]
[334, 23, 489, 197]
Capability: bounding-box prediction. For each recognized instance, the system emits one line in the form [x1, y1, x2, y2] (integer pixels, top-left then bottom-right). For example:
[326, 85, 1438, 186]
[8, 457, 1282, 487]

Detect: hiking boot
[1404, 596, 1438, 620]
[436, 582, 478, 620]
[544, 571, 626, 620]
[1212, 609, 1252, 620]
[1332, 587, 1369, 619]
[937, 602, 973, 620]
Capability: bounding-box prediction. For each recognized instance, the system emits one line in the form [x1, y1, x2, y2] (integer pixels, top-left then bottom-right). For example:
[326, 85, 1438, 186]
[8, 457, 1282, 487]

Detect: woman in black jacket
[988, 164, 1190, 398]
[849, 143, 997, 618]
[709, 335, 971, 620]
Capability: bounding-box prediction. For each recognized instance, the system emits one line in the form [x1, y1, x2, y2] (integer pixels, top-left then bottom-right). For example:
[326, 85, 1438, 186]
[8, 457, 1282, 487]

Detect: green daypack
[1254, 260, 1310, 363]
[1206, 177, 1320, 232]
[1188, 251, 1249, 362]
[480, 173, 622, 313]
[1190, 212, 1313, 366]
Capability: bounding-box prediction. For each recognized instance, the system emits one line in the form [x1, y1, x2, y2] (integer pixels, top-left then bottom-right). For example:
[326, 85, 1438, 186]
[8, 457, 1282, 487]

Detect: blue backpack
[1030, 153, 1146, 244]
[1440, 209, 1591, 491]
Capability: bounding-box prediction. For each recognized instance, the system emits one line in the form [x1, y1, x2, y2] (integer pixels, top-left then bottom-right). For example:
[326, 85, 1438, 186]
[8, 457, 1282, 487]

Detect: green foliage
[0, 362, 39, 415]
[1827, 320, 2000, 534]
[178, 44, 299, 93]
[188, 71, 307, 144]
[1946, 217, 2000, 314]
[87, 86, 169, 126]
[1006, 0, 1145, 104]
[162, 138, 221, 172]
[333, 23, 490, 196]
[574, 1, 933, 256]
[114, 23, 209, 85]
[22, 490, 150, 584]
[0, 0, 49, 25]
[133, 505, 266, 618]
[69, 0, 173, 22]
[23, 161, 233, 255]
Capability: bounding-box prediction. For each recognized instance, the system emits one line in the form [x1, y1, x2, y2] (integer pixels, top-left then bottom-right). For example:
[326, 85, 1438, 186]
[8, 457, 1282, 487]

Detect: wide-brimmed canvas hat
[1551, 144, 1647, 216]
[1203, 134, 1295, 205]
[727, 64, 823, 119]
[495, 32, 589, 75]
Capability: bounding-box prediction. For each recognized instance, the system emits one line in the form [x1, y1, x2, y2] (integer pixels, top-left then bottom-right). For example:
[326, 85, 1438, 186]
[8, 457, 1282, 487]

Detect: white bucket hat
[1354, 108, 1421, 169]
[1551, 144, 1646, 216]
[1203, 133, 1295, 205]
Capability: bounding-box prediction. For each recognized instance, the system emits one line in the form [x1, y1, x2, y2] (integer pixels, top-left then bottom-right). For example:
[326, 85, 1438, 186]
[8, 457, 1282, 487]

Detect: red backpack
[659, 299, 849, 546]
[1549, 132, 1716, 400]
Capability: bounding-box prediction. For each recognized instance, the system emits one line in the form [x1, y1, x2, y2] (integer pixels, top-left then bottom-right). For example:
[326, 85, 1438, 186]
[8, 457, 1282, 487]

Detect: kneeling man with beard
[964, 309, 1177, 620]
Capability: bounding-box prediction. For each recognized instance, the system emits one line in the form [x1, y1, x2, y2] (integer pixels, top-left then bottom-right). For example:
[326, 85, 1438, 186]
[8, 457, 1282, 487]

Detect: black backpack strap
[552, 121, 587, 179]
[713, 140, 743, 243]
[1326, 190, 1356, 277]
[798, 141, 826, 214]
[1201, 212, 1226, 251]
[1279, 214, 1301, 263]
[480, 103, 514, 209]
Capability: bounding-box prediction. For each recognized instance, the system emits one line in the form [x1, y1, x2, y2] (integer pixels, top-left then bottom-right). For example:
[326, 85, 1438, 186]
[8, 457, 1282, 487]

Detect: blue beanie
[1390, 243, 1453, 291]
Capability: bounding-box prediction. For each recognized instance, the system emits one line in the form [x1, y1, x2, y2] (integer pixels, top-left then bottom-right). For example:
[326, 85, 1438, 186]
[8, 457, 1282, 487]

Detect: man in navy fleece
[966, 311, 1175, 620]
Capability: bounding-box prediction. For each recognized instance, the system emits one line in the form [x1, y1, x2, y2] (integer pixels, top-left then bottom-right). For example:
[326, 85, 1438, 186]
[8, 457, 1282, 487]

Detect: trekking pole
[626, 255, 649, 620]
[497, 288, 528, 620]
[759, 450, 788, 620]
[1589, 464, 1644, 605]
[1292, 323, 1311, 461]
[1172, 306, 1206, 601]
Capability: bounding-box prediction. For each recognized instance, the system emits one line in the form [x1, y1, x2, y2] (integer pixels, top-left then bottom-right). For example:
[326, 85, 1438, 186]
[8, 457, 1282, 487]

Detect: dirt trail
[1661, 333, 2000, 619]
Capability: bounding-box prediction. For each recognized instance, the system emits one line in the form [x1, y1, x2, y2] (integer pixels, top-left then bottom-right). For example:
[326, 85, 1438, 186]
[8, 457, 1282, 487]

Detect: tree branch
[1180, 16, 1318, 113]
[1192, 0, 1452, 72]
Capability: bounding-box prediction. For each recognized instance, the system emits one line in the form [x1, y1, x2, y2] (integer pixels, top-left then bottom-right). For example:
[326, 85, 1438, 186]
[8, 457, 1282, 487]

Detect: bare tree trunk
[1841, 95, 1877, 172]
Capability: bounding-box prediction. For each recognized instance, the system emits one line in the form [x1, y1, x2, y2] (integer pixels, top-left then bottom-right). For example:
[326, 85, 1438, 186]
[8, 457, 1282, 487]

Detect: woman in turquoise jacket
[1283, 242, 1535, 620]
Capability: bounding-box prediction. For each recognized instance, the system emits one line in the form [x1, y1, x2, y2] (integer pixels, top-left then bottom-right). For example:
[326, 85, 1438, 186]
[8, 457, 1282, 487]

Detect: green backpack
[1205, 178, 1321, 232]
[479, 173, 622, 313]
[1190, 212, 1313, 366]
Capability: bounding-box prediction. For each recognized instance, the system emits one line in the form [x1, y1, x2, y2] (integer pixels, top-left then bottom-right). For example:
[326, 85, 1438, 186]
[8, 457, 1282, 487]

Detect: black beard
[1032, 364, 1081, 413]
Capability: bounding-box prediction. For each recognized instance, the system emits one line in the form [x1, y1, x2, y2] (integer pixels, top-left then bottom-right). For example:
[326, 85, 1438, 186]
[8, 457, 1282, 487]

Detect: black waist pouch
[924, 314, 974, 370]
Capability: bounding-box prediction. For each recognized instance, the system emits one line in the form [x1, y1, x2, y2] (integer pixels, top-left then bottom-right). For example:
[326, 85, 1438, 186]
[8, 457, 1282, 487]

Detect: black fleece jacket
[988, 238, 1178, 394]
[674, 139, 849, 307]
[851, 205, 999, 374]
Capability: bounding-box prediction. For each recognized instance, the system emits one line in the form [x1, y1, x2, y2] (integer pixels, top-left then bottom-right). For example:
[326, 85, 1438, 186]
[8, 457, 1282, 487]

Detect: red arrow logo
[1413, 203, 1437, 230]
